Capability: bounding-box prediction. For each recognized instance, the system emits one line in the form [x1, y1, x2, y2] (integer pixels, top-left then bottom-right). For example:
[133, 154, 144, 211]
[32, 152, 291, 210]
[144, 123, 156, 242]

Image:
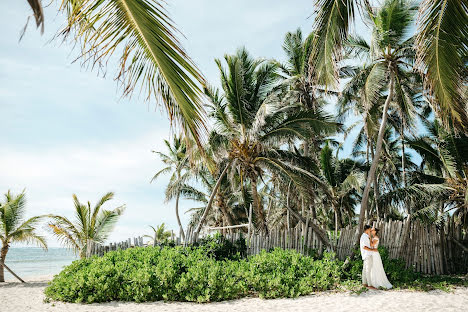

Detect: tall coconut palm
[339, 56, 423, 219]
[0, 190, 47, 282]
[310, 0, 468, 131]
[152, 135, 189, 241]
[23, 0, 207, 143]
[47, 192, 125, 258]
[193, 48, 340, 237]
[330, 0, 418, 233]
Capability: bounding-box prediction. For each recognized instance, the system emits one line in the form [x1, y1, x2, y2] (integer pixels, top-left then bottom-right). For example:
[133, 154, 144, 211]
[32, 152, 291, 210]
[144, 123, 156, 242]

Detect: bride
[369, 228, 393, 289]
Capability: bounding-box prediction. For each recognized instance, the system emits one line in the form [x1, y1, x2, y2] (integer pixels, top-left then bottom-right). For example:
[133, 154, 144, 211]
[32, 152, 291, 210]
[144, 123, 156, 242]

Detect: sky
[1, 1, 367, 247]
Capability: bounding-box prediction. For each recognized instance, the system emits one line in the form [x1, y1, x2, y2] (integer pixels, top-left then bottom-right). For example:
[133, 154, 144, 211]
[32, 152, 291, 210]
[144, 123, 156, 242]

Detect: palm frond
[59, 0, 207, 142]
[26, 0, 44, 33]
[309, 0, 355, 88]
[415, 0, 468, 131]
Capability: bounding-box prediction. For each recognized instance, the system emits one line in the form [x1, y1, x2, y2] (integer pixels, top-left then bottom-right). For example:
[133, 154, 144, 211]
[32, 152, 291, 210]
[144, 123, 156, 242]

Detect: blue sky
[1, 1, 367, 247]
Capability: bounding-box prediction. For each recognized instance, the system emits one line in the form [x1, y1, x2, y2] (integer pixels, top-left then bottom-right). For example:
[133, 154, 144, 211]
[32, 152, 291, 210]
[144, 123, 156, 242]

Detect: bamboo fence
[336, 217, 467, 275]
[90, 218, 467, 275]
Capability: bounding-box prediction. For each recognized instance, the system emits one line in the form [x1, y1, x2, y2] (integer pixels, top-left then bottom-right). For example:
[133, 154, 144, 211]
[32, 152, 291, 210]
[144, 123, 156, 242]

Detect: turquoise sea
[3, 247, 77, 281]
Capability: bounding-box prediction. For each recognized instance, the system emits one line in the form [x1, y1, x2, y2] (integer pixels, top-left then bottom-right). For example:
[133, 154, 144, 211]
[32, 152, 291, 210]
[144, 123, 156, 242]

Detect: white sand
[1, 278, 467, 312]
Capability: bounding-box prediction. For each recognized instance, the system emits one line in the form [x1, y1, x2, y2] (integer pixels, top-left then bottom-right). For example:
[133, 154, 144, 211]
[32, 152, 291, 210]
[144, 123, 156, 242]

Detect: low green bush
[45, 247, 342, 303]
[244, 249, 342, 298]
[45, 244, 466, 304]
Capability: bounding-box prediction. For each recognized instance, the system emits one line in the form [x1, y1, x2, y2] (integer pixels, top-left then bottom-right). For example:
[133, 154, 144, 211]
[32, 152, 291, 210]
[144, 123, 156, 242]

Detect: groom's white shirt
[360, 233, 371, 260]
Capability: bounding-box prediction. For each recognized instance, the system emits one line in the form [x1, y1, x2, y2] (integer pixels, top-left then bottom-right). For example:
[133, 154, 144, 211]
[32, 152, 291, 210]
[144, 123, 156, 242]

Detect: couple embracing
[360, 225, 392, 290]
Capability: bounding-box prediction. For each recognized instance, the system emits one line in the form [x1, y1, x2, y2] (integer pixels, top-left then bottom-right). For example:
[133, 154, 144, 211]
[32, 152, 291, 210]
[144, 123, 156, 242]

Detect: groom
[360, 224, 378, 289]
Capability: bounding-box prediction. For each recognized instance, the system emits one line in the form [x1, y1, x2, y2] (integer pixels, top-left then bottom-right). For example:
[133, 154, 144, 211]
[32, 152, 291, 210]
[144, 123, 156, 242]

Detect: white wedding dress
[369, 238, 393, 289]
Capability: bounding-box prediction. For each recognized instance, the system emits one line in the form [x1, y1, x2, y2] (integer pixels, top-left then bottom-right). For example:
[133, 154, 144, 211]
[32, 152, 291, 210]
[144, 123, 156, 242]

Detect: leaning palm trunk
[285, 203, 332, 249]
[217, 193, 234, 228]
[174, 189, 186, 242]
[251, 177, 267, 234]
[0, 245, 8, 282]
[193, 161, 232, 239]
[357, 72, 395, 238]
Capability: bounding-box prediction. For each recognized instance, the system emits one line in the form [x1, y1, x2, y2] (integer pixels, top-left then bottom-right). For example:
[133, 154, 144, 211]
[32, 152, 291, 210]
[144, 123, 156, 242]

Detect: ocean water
[3, 247, 78, 281]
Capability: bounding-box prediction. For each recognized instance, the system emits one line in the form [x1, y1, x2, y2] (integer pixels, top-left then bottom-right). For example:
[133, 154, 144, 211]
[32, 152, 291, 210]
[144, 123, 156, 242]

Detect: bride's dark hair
[374, 228, 380, 235]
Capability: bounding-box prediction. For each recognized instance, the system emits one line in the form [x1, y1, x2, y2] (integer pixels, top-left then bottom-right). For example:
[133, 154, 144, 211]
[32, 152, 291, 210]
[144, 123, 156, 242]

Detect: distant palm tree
[47, 192, 125, 258]
[152, 135, 189, 241]
[315, 142, 364, 235]
[310, 0, 467, 131]
[23, 0, 206, 143]
[144, 223, 171, 246]
[0, 190, 47, 282]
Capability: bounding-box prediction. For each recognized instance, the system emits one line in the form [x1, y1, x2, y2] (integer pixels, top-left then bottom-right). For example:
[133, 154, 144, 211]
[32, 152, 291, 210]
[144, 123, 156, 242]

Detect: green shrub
[45, 244, 466, 304]
[244, 249, 342, 298]
[45, 246, 340, 303]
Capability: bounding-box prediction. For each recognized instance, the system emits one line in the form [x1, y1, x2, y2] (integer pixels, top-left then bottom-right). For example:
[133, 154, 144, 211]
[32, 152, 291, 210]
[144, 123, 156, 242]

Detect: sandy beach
[1, 277, 467, 312]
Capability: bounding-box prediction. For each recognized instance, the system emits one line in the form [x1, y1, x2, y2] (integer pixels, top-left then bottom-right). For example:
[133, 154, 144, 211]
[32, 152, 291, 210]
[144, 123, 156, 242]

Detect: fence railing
[90, 217, 467, 275]
[90, 221, 327, 257]
[337, 217, 467, 275]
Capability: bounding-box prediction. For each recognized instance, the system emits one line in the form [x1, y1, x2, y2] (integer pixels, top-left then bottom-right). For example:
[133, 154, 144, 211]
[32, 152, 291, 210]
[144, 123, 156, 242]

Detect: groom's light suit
[360, 232, 372, 285]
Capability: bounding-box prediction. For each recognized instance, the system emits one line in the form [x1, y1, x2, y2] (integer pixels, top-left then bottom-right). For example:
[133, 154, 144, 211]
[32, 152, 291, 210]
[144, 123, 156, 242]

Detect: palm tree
[23, 0, 207, 143]
[0, 190, 47, 282]
[144, 223, 171, 246]
[47, 192, 125, 258]
[277, 28, 328, 114]
[152, 135, 189, 241]
[310, 0, 467, 131]
[405, 120, 468, 228]
[193, 48, 339, 237]
[339, 58, 424, 219]
[315, 142, 364, 235]
[328, 0, 418, 233]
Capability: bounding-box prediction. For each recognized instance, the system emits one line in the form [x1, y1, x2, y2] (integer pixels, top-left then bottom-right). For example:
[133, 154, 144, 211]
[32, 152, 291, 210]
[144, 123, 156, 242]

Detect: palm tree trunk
[357, 72, 395, 239]
[218, 193, 234, 228]
[251, 177, 267, 233]
[175, 191, 186, 242]
[401, 132, 407, 189]
[0, 244, 9, 283]
[334, 209, 339, 238]
[373, 174, 380, 219]
[332, 201, 343, 238]
[193, 160, 231, 239]
[285, 204, 332, 249]
[286, 181, 292, 230]
[174, 171, 186, 242]
[369, 143, 380, 220]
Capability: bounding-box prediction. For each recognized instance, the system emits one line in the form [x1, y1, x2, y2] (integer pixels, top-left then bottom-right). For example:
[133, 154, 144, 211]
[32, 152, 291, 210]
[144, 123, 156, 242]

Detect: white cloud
[0, 128, 197, 247]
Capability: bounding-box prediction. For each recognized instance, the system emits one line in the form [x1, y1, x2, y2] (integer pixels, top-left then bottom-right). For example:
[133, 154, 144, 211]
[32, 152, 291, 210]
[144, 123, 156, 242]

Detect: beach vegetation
[0, 190, 47, 282]
[143, 224, 172, 246]
[44, 244, 467, 303]
[47, 192, 125, 259]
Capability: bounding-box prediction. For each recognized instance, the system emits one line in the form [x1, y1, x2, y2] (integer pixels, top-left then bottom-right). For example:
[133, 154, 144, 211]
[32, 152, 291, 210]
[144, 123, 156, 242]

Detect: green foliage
[244, 249, 342, 298]
[45, 246, 341, 303]
[45, 246, 248, 303]
[190, 232, 247, 260]
[45, 244, 466, 304]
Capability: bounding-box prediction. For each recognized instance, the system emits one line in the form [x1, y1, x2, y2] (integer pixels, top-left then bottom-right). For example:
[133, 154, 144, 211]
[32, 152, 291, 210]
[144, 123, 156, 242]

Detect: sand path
[1, 279, 467, 312]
